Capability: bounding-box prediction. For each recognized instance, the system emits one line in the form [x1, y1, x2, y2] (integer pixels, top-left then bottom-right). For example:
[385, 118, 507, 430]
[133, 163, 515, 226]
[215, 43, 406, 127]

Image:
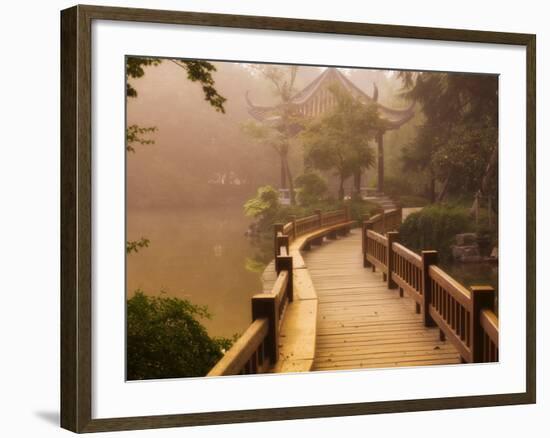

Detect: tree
[126, 57, 226, 111]
[398, 72, 498, 206]
[294, 173, 328, 206]
[245, 65, 301, 204]
[243, 185, 281, 230]
[127, 291, 232, 380]
[301, 85, 379, 200]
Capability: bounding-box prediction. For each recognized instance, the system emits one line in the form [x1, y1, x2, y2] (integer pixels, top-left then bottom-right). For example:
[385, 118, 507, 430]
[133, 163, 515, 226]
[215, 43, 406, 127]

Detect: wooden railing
[208, 248, 292, 376]
[282, 207, 350, 244]
[208, 208, 352, 376]
[364, 207, 402, 234]
[362, 224, 499, 364]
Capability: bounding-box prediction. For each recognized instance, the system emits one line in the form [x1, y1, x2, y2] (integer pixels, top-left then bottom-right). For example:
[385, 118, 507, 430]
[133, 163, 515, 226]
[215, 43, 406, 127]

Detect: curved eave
[378, 101, 416, 129]
[382, 107, 416, 130]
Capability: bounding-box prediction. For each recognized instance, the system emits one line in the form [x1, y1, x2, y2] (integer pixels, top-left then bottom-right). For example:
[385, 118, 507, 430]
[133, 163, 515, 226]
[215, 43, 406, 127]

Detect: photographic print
[125, 58, 499, 380]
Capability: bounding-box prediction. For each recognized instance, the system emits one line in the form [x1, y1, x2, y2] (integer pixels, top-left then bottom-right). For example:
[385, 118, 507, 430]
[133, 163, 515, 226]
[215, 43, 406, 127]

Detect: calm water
[126, 206, 263, 338]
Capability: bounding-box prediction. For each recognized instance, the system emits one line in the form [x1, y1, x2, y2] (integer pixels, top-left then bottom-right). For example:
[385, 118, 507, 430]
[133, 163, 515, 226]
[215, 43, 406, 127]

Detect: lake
[126, 206, 263, 339]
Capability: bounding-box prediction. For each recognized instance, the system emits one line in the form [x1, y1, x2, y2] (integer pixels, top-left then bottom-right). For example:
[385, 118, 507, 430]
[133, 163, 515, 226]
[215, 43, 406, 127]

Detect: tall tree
[398, 72, 498, 205]
[301, 85, 379, 200]
[245, 65, 301, 204]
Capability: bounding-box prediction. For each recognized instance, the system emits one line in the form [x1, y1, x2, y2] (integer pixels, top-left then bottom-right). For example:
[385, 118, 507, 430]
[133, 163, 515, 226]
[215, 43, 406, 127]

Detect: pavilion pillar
[377, 131, 385, 193]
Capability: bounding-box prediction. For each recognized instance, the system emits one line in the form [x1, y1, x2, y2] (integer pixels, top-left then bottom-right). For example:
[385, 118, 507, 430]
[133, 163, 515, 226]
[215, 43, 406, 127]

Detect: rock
[455, 233, 477, 246]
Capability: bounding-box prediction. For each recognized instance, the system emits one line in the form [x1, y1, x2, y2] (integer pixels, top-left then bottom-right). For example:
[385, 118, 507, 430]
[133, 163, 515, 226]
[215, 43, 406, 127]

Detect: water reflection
[126, 206, 262, 338]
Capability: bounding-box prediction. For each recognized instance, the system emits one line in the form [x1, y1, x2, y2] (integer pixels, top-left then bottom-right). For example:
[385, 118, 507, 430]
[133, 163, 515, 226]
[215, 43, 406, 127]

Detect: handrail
[365, 230, 388, 274]
[209, 206, 354, 376]
[283, 207, 350, 244]
[364, 207, 402, 235]
[362, 216, 499, 364]
[392, 241, 423, 305]
[207, 318, 270, 376]
[480, 309, 499, 362]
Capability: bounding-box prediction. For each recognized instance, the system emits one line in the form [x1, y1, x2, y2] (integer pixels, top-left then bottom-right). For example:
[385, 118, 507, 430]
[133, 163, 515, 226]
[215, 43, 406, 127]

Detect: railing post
[365, 222, 374, 270]
[361, 214, 370, 267]
[276, 234, 289, 256]
[252, 296, 278, 364]
[315, 209, 322, 227]
[421, 250, 438, 327]
[275, 255, 293, 302]
[470, 285, 496, 363]
[386, 231, 399, 289]
[289, 215, 297, 240]
[273, 223, 283, 257]
[382, 210, 386, 234]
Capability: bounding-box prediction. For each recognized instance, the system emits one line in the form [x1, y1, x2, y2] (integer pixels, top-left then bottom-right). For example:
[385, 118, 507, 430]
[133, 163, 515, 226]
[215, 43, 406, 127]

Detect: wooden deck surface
[304, 230, 461, 371]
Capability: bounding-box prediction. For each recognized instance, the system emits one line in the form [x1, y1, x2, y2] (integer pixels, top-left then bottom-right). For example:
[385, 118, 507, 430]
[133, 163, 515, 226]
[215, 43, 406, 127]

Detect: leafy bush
[243, 185, 281, 229]
[294, 173, 328, 206]
[398, 195, 430, 208]
[127, 291, 232, 380]
[399, 205, 473, 261]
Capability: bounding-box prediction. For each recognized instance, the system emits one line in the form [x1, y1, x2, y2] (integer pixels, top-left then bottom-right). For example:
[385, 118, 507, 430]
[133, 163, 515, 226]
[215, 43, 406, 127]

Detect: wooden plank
[272, 297, 317, 373]
[301, 231, 460, 372]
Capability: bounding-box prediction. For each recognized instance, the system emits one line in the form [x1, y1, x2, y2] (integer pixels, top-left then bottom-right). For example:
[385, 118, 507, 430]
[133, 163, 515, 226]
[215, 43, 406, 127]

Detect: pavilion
[246, 68, 414, 193]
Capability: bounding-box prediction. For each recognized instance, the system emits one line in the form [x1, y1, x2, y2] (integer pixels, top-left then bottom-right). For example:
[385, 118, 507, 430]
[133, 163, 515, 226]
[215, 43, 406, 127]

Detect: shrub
[243, 185, 280, 229]
[294, 173, 328, 206]
[127, 291, 232, 380]
[399, 205, 473, 261]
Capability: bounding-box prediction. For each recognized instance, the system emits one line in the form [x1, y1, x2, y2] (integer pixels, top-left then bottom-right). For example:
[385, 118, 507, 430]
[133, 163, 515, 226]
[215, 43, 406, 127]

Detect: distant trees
[244, 65, 302, 205]
[301, 86, 380, 200]
[398, 72, 498, 206]
[294, 173, 328, 206]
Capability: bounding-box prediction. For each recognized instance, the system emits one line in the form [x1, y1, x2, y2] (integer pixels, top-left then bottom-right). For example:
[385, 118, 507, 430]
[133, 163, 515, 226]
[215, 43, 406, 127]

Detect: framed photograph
[60, 4, 536, 433]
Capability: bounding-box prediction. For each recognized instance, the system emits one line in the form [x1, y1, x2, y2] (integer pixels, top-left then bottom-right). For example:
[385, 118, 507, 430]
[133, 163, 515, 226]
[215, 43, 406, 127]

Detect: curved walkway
[303, 230, 461, 371]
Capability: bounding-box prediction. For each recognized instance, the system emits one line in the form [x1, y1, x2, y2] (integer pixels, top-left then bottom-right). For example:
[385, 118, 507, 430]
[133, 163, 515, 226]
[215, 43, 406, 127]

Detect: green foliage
[126, 237, 150, 254]
[347, 199, 379, 223]
[243, 185, 280, 228]
[381, 175, 429, 207]
[301, 85, 379, 199]
[126, 125, 157, 153]
[398, 72, 498, 204]
[294, 173, 328, 206]
[126, 57, 226, 113]
[244, 257, 268, 273]
[397, 195, 430, 208]
[126, 57, 162, 98]
[399, 205, 473, 261]
[127, 291, 232, 380]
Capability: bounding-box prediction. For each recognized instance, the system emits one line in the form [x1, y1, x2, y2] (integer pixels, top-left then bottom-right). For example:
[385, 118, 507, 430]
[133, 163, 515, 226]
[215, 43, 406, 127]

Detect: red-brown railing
[363, 224, 499, 364]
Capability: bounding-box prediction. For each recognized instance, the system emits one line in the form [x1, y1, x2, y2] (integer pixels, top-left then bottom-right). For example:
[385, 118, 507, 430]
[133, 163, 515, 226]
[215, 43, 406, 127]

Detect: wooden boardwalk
[304, 230, 461, 371]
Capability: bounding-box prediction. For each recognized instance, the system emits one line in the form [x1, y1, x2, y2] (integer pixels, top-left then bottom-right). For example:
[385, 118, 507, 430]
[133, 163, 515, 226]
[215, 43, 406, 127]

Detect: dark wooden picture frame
[61, 4, 536, 433]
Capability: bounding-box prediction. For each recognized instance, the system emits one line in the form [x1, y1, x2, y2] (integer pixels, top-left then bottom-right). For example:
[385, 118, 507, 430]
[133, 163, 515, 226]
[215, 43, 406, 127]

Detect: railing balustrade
[362, 221, 499, 364]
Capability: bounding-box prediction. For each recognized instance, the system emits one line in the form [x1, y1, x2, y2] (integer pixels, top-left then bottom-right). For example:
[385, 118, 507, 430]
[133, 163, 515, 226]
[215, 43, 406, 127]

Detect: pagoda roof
[246, 68, 414, 131]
